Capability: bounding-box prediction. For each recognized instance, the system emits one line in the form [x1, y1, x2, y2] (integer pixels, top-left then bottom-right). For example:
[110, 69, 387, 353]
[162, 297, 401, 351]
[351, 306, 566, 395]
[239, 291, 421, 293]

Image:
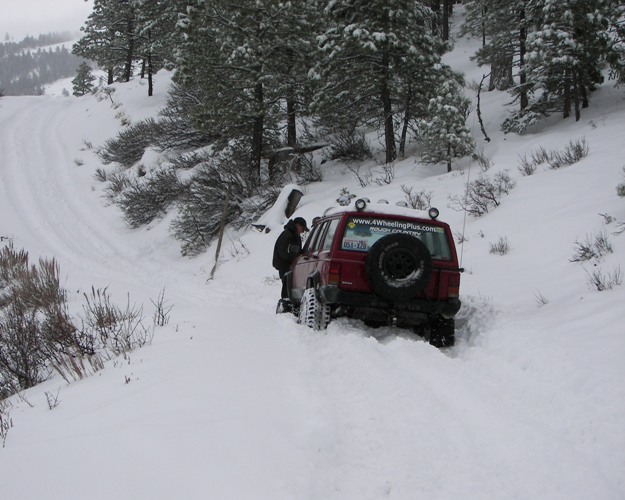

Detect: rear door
[290, 219, 331, 298]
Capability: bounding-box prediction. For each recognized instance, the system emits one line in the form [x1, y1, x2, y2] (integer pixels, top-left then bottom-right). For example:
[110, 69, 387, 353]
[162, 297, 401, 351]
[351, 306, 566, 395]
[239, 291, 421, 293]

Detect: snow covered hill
[1, 14, 625, 500]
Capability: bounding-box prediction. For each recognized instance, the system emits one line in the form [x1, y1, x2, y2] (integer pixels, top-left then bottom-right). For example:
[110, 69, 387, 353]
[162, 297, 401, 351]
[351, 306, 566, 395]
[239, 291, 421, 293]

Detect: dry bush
[80, 287, 152, 357]
[449, 170, 516, 217]
[0, 399, 13, 447]
[518, 139, 589, 175]
[325, 129, 372, 162]
[617, 166, 625, 197]
[401, 185, 433, 210]
[585, 266, 622, 292]
[1, 245, 160, 397]
[489, 236, 511, 255]
[570, 229, 613, 262]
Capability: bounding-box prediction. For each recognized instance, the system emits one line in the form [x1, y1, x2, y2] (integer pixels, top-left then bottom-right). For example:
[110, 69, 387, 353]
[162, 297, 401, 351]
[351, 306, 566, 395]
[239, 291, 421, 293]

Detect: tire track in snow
[0, 97, 207, 305]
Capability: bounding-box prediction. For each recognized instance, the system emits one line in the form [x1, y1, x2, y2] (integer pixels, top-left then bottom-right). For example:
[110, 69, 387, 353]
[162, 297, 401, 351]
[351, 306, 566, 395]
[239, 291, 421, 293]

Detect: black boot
[276, 299, 292, 314]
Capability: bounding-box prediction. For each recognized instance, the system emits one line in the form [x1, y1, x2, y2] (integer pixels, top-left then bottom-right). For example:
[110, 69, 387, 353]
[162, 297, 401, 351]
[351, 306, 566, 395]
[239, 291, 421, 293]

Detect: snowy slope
[1, 11, 624, 500]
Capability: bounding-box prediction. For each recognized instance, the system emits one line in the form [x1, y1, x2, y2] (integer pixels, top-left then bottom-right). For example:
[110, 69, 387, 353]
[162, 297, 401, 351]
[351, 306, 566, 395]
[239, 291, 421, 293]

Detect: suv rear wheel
[365, 234, 433, 302]
[427, 317, 455, 348]
[298, 288, 331, 330]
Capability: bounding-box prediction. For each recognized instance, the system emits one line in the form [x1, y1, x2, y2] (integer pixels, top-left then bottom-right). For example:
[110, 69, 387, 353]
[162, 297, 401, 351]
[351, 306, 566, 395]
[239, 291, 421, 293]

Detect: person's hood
[284, 219, 297, 232]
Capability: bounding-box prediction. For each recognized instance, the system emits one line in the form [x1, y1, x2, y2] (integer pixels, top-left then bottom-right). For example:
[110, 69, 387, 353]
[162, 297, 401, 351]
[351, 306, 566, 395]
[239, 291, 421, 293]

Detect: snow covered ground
[1, 16, 625, 500]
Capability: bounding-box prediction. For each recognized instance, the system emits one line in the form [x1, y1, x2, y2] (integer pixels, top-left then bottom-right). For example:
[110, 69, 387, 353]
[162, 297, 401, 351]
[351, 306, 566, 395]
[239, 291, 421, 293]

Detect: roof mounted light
[428, 207, 440, 220]
[355, 198, 367, 211]
[396, 201, 408, 208]
[377, 199, 389, 204]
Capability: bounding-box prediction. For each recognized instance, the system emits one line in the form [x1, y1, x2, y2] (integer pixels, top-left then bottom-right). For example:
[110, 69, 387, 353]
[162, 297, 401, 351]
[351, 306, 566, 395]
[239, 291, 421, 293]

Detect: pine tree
[312, 0, 445, 164]
[72, 62, 95, 96]
[131, 0, 184, 96]
[460, 0, 528, 94]
[73, 0, 139, 85]
[417, 76, 475, 172]
[175, 0, 318, 183]
[503, 0, 620, 132]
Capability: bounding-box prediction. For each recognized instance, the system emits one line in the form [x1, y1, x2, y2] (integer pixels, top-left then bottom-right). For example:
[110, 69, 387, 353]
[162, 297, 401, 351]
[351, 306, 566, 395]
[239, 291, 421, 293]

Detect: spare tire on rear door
[365, 233, 432, 302]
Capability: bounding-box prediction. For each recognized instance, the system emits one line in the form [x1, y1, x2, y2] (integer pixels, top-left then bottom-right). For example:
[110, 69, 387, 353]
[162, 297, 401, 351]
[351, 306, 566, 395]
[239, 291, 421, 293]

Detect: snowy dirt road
[1, 93, 624, 500]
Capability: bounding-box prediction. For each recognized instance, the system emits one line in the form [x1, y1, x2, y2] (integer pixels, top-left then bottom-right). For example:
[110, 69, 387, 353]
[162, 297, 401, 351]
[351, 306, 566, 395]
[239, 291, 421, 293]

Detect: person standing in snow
[273, 217, 308, 313]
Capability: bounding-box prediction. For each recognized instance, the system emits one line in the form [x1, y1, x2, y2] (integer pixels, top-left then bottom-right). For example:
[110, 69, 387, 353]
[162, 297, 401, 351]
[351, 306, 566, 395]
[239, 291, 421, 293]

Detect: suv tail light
[447, 274, 460, 298]
[328, 262, 341, 286]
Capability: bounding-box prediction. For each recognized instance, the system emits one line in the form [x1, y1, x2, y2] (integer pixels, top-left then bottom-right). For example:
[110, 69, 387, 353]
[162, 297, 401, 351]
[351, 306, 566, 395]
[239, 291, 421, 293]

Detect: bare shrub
[454, 230, 468, 244]
[0, 245, 74, 394]
[617, 167, 625, 197]
[294, 155, 323, 184]
[374, 163, 395, 185]
[517, 139, 589, 174]
[0, 400, 13, 447]
[346, 164, 373, 188]
[530, 146, 552, 165]
[585, 266, 622, 291]
[534, 290, 549, 307]
[473, 146, 493, 172]
[401, 185, 433, 210]
[449, 170, 516, 217]
[518, 154, 538, 176]
[326, 129, 372, 162]
[1, 245, 158, 397]
[44, 389, 61, 410]
[80, 287, 152, 357]
[549, 138, 589, 169]
[489, 236, 511, 255]
[151, 288, 173, 327]
[571, 229, 613, 262]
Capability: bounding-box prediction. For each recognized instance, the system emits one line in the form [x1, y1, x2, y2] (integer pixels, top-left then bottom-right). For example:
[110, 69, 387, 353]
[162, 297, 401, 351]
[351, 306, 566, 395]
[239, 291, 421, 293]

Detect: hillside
[1, 11, 624, 500]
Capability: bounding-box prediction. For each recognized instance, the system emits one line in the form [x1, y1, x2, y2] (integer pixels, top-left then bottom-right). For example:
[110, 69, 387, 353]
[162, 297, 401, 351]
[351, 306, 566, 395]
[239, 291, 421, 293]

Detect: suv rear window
[340, 216, 452, 260]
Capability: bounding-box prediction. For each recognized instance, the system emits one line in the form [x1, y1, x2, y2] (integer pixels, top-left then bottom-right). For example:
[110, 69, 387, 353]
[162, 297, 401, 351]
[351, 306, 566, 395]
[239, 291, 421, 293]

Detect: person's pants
[279, 270, 288, 299]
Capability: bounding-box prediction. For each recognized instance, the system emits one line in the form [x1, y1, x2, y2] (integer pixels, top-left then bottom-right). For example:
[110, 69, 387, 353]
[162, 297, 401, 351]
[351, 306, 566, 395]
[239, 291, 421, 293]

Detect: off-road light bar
[428, 207, 440, 219]
[355, 198, 367, 211]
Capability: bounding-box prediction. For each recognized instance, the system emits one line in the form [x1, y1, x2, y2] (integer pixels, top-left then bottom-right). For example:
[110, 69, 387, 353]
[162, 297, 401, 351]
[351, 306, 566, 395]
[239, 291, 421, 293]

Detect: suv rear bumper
[320, 285, 461, 319]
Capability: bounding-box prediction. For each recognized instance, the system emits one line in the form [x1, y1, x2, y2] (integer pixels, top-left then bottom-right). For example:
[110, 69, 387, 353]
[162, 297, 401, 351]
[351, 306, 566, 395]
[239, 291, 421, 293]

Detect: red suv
[285, 199, 462, 347]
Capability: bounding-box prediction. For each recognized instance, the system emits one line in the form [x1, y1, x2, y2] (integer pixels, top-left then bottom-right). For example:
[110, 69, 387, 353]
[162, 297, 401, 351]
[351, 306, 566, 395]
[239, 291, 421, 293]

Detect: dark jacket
[272, 220, 302, 272]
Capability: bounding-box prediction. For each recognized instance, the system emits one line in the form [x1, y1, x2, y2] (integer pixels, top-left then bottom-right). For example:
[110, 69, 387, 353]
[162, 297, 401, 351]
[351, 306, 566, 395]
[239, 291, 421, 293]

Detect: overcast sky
[1, 0, 93, 41]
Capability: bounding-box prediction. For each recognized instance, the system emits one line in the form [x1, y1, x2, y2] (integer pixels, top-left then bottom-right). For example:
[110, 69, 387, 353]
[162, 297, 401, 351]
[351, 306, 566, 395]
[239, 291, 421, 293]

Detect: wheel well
[306, 270, 322, 290]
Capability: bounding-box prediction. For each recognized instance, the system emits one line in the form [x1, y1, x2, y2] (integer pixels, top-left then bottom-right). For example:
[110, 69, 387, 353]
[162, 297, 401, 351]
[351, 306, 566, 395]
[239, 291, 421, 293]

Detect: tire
[365, 233, 432, 302]
[298, 288, 331, 330]
[428, 317, 455, 348]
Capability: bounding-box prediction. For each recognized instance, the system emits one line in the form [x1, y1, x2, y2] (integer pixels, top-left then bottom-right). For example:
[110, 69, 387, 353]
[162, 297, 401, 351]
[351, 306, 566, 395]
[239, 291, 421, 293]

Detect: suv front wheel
[298, 287, 331, 330]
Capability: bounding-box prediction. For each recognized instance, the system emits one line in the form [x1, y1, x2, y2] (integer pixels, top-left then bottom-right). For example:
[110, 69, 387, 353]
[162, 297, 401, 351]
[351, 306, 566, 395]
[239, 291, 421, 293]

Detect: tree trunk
[519, 7, 528, 110]
[489, 53, 513, 91]
[252, 81, 264, 183]
[381, 51, 396, 164]
[430, 1, 440, 37]
[286, 47, 297, 146]
[563, 69, 571, 119]
[481, 6, 487, 47]
[124, 15, 135, 83]
[147, 52, 153, 97]
[442, 0, 450, 41]
[399, 85, 412, 157]
[286, 96, 296, 147]
[107, 67, 114, 85]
